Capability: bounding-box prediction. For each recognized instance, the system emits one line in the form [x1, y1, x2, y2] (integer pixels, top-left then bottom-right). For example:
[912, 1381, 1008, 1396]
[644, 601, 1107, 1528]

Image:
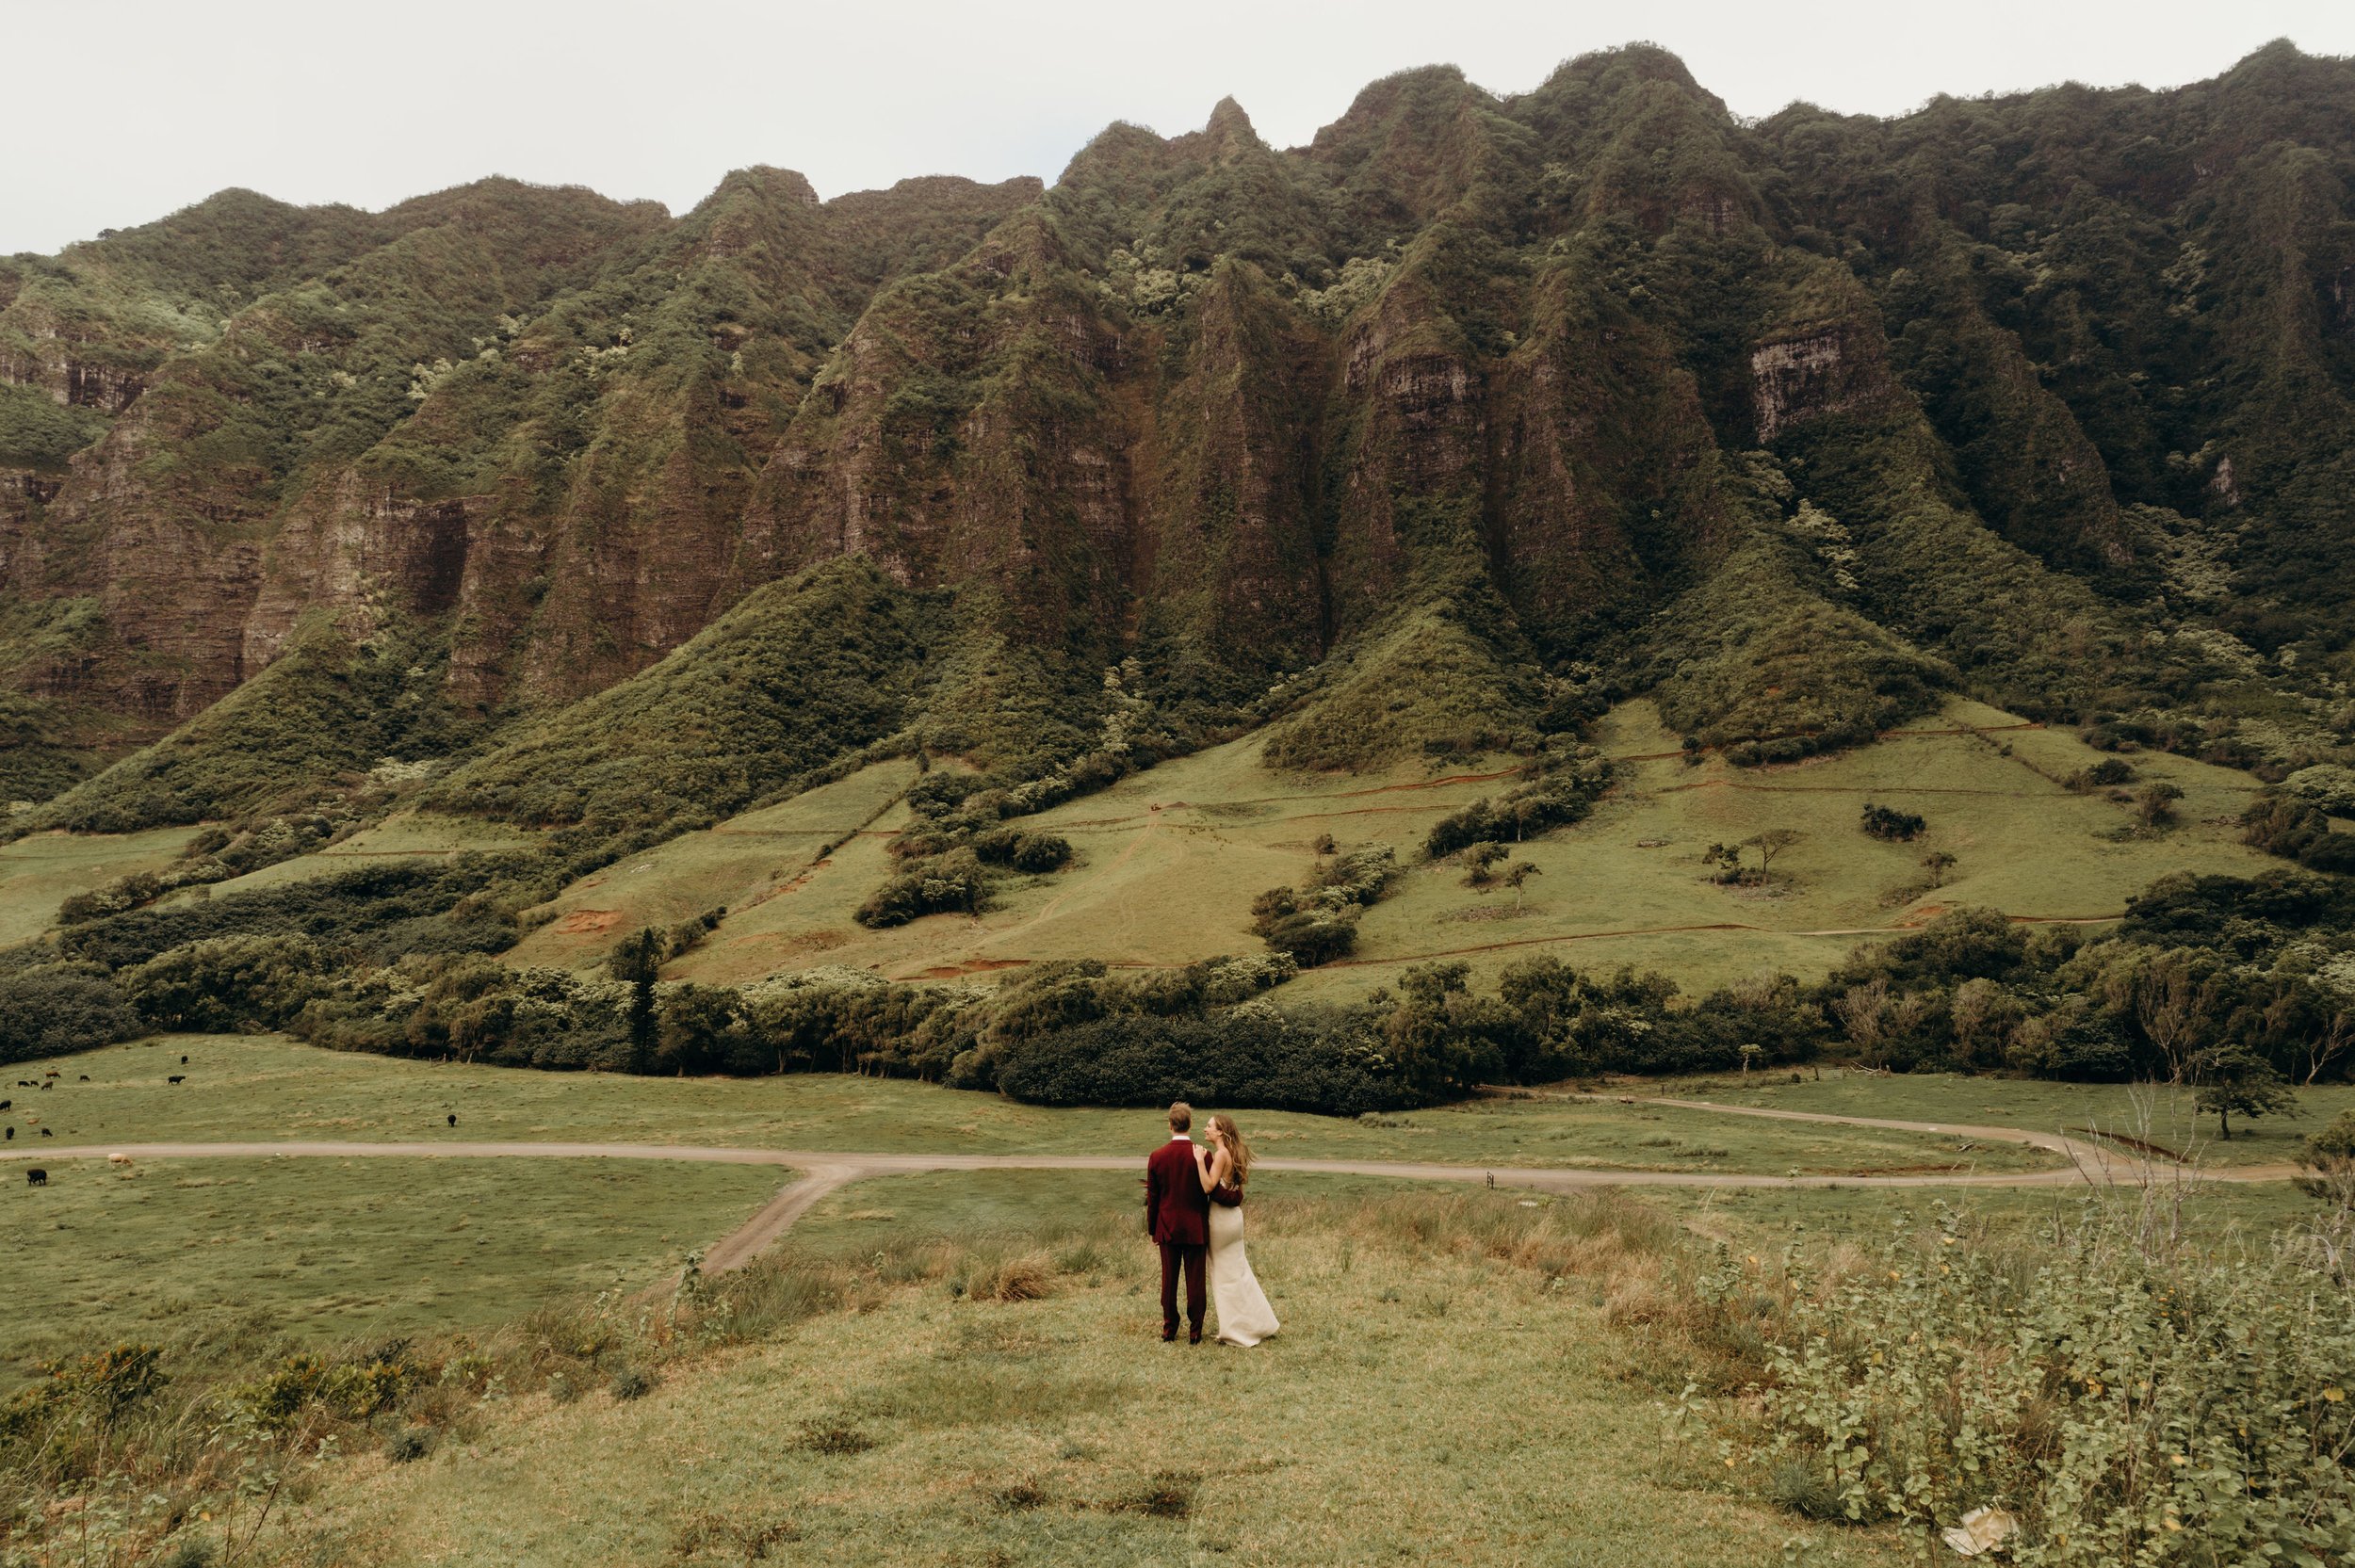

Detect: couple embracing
[1143, 1102, 1280, 1346]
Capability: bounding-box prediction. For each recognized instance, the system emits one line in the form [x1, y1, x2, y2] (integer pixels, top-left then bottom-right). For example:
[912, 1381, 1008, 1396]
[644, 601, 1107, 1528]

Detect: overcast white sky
[6, 0, 2352, 256]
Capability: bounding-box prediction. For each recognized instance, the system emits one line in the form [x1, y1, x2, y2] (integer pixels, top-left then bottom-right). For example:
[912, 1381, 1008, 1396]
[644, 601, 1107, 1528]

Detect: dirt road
[11, 1105, 2297, 1275]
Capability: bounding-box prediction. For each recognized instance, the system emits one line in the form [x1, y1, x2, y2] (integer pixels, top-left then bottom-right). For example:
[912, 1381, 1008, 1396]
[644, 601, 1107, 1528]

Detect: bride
[1193, 1114, 1279, 1347]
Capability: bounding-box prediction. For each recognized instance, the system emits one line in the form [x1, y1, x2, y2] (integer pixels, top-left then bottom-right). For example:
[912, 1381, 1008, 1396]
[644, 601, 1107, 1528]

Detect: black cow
[447, 1114, 457, 1127]
[39, 1127, 51, 1138]
[77, 1075, 89, 1082]
[26, 1170, 45, 1187]
[5, 1126, 12, 1140]
[168, 1075, 185, 1085]
[180, 1056, 187, 1065]
[1, 1099, 10, 1110]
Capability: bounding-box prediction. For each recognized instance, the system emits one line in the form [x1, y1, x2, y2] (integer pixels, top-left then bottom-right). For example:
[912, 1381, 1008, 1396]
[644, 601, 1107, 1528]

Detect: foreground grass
[0, 1157, 787, 1379]
[21, 1034, 2060, 1175]
[261, 1176, 1909, 1568]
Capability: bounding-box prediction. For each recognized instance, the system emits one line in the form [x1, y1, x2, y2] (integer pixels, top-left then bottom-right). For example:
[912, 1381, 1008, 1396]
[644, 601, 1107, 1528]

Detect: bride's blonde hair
[1208, 1114, 1252, 1179]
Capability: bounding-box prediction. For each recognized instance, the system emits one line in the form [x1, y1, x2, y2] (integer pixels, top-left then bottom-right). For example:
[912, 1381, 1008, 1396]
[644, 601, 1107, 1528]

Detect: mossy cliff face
[7, 40, 2355, 825]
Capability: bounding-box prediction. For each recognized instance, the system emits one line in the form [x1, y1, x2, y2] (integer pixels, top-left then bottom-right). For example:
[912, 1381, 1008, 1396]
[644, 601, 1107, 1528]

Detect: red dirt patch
[554, 909, 623, 934]
[909, 958, 1033, 980]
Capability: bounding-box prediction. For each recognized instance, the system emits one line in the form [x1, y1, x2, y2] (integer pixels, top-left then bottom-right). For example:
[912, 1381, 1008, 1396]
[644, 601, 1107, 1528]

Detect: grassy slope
[0, 825, 201, 946]
[10, 1034, 2057, 1175]
[0, 698, 2280, 994]
[0, 1157, 785, 1376]
[266, 1173, 1910, 1568]
[638, 695, 2267, 996]
[193, 812, 542, 898]
[505, 757, 920, 968]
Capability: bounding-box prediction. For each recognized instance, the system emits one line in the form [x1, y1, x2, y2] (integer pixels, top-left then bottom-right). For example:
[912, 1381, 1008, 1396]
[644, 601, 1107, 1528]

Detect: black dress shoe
[1161, 1329, 1177, 1342]
[1188, 1330, 1203, 1345]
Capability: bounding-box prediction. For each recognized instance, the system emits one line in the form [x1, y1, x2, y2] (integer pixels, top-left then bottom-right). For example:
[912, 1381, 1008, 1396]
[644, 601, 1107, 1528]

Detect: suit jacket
[1145, 1138, 1210, 1247]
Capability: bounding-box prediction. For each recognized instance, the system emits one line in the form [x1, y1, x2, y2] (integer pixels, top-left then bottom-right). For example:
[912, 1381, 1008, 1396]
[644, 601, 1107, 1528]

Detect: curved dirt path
[8, 1131, 2298, 1276]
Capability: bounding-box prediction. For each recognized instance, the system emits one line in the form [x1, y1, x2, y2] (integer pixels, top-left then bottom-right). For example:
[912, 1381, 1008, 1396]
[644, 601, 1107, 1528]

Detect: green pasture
[0, 1156, 786, 1378]
[11, 1033, 2060, 1175]
[0, 824, 199, 946]
[1636, 1066, 2354, 1168]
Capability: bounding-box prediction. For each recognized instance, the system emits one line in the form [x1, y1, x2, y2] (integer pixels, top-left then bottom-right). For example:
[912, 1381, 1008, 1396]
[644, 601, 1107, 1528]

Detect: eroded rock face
[1751, 323, 1894, 442]
[241, 478, 480, 671]
[7, 40, 2354, 788]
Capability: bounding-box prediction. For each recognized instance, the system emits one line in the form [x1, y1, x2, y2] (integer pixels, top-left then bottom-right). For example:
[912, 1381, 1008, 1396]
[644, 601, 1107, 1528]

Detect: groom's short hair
[1168, 1102, 1193, 1131]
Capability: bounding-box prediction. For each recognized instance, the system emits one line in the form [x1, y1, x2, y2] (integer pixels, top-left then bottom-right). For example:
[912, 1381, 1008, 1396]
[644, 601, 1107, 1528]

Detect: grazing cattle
[447, 1114, 457, 1127]
[26, 1170, 45, 1187]
[39, 1127, 51, 1138]
[1, 1100, 9, 1110]
[5, 1127, 12, 1140]
[77, 1075, 89, 1082]
[180, 1056, 187, 1065]
[107, 1153, 128, 1165]
[168, 1075, 185, 1085]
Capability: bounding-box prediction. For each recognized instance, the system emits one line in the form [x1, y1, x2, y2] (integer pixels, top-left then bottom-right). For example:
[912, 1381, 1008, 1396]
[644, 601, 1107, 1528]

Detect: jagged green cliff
[6, 40, 2355, 835]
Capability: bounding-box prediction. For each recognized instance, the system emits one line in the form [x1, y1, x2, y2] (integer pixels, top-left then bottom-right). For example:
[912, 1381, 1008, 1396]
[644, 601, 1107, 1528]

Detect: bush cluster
[2243, 793, 2355, 875]
[1425, 746, 1614, 859]
[1249, 844, 1397, 966]
[1750, 1208, 2355, 1560]
[1858, 802, 1925, 841]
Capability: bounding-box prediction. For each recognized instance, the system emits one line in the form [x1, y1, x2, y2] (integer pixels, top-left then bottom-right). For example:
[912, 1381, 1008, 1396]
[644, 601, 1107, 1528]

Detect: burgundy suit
[1145, 1137, 1210, 1338]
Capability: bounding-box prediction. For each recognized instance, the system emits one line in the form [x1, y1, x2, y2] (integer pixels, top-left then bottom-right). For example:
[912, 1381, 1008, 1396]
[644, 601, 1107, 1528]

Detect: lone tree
[2193, 1044, 2295, 1140]
[1503, 860, 1541, 908]
[1747, 828, 1802, 877]
[609, 928, 665, 1075]
[1921, 849, 1957, 887]
[1461, 841, 1507, 887]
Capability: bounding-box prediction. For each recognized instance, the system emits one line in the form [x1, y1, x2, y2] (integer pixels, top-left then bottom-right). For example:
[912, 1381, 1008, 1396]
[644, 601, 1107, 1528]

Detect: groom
[1145, 1101, 1210, 1343]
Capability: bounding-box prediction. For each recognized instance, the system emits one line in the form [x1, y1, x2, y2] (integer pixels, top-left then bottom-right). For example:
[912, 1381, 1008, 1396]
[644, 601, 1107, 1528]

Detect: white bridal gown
[1208, 1197, 1280, 1347]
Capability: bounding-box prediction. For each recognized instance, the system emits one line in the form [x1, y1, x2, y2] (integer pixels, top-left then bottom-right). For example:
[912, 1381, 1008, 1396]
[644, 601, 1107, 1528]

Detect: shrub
[854, 849, 989, 928]
[120, 933, 331, 1031]
[1751, 1212, 2355, 1560]
[1426, 749, 1613, 859]
[972, 828, 1072, 873]
[2243, 793, 2355, 874]
[383, 1426, 434, 1463]
[0, 961, 136, 1066]
[1009, 832, 1072, 874]
[2066, 756, 2137, 790]
[1858, 802, 1925, 842]
[608, 1366, 658, 1402]
[997, 1007, 1411, 1115]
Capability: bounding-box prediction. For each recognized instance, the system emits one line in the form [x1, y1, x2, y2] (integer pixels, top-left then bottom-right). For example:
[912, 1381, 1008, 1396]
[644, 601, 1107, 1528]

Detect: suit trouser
[1159, 1241, 1207, 1335]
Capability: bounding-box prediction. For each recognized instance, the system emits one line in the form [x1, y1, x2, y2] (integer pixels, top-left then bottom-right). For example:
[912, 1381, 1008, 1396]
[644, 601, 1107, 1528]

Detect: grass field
[0, 1156, 788, 1380]
[1633, 1067, 2355, 1168]
[12, 1033, 2064, 1175]
[259, 1173, 1913, 1568]
[0, 824, 200, 946]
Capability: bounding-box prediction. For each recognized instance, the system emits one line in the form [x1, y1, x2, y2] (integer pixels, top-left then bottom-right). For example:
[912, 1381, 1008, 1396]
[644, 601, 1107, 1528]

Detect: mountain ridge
[2, 40, 2351, 852]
